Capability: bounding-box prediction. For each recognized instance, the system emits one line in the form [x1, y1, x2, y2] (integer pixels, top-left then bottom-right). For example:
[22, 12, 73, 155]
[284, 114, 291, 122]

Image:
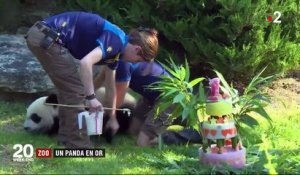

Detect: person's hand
[87, 98, 103, 114]
[105, 115, 119, 135]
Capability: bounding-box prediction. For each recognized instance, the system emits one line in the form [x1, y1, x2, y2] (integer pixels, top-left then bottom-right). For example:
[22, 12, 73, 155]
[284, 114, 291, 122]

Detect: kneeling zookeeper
[25, 11, 158, 148]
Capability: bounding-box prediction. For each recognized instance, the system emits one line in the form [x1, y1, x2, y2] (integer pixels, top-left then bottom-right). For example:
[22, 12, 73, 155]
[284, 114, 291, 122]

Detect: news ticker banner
[13, 144, 105, 162]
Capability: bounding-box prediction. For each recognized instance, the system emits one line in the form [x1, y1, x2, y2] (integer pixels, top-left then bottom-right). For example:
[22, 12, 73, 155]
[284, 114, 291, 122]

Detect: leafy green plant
[150, 58, 274, 140]
[215, 67, 274, 131]
[149, 58, 206, 132]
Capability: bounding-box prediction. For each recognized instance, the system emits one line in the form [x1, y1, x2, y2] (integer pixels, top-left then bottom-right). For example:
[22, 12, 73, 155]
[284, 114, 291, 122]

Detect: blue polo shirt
[44, 11, 128, 70]
[116, 60, 170, 103]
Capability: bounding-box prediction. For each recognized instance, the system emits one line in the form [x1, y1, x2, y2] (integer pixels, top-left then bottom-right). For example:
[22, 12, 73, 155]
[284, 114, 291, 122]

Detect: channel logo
[267, 11, 282, 24]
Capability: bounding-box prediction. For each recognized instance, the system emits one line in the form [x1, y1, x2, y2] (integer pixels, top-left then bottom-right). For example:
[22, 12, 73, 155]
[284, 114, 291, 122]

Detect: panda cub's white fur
[95, 87, 136, 109]
[24, 87, 137, 136]
[24, 96, 59, 134]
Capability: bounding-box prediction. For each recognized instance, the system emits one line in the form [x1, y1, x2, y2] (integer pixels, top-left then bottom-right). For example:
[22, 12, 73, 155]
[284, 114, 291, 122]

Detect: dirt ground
[265, 71, 300, 107]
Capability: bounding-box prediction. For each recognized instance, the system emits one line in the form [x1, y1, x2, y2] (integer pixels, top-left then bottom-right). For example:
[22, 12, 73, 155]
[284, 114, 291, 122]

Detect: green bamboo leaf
[252, 94, 271, 104]
[184, 59, 190, 82]
[198, 82, 206, 103]
[192, 121, 200, 133]
[174, 67, 182, 79]
[252, 102, 273, 126]
[158, 61, 180, 79]
[238, 114, 259, 128]
[187, 110, 199, 129]
[166, 125, 185, 132]
[170, 105, 183, 120]
[153, 82, 176, 88]
[164, 89, 178, 97]
[244, 66, 268, 95]
[182, 108, 189, 121]
[214, 70, 235, 96]
[154, 101, 173, 119]
[189, 77, 205, 87]
[173, 93, 185, 104]
[169, 58, 182, 77]
[180, 66, 186, 81]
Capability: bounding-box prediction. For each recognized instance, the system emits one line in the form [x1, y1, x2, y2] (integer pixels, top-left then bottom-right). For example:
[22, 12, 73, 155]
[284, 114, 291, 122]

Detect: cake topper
[208, 78, 223, 102]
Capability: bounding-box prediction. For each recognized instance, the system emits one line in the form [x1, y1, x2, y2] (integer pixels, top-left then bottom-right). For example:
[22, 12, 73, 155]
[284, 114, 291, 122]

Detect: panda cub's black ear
[45, 94, 58, 105]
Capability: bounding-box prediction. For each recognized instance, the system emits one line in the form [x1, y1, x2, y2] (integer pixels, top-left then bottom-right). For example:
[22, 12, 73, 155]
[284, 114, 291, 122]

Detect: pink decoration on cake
[199, 145, 246, 169]
[225, 139, 232, 145]
[210, 130, 217, 136]
[221, 129, 229, 137]
[216, 117, 224, 123]
[208, 78, 222, 102]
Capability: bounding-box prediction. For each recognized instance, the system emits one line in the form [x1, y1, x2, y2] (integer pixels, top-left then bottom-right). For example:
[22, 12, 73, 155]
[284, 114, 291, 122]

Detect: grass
[0, 86, 299, 174]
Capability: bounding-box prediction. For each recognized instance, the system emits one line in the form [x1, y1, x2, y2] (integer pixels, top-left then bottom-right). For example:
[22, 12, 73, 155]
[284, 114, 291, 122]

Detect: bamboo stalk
[44, 102, 130, 112]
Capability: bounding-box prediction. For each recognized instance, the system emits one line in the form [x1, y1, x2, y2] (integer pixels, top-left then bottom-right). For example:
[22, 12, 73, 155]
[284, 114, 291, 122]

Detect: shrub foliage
[64, 0, 299, 82]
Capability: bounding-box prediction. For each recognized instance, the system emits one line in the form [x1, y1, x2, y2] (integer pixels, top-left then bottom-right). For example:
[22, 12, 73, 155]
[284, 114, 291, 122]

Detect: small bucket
[78, 111, 103, 135]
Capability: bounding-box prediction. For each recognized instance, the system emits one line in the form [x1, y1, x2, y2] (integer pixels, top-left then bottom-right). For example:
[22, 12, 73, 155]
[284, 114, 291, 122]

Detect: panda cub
[23, 94, 59, 135]
[97, 88, 136, 143]
[24, 87, 137, 141]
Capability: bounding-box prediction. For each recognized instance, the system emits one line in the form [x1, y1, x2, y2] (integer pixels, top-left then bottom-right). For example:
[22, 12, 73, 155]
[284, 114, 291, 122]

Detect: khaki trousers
[131, 98, 174, 139]
[26, 22, 91, 148]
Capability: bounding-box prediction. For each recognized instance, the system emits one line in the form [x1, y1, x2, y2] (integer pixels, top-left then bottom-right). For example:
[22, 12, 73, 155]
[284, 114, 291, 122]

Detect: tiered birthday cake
[199, 78, 246, 168]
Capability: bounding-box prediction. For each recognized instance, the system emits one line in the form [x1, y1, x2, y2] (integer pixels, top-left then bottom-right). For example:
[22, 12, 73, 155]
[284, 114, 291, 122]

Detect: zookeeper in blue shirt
[94, 60, 174, 147]
[25, 11, 159, 148]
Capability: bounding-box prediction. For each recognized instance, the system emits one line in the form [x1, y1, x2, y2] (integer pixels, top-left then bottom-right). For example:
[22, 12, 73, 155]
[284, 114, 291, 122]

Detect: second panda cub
[95, 87, 137, 143]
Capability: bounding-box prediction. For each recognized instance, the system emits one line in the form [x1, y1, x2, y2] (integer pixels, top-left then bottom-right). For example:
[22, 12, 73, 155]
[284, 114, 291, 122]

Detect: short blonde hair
[128, 27, 159, 62]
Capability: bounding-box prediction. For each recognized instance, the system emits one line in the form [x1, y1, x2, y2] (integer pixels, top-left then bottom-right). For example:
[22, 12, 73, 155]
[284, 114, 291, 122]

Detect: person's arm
[104, 66, 120, 133]
[94, 68, 130, 108]
[116, 81, 130, 108]
[104, 66, 116, 117]
[80, 47, 103, 112]
[94, 66, 106, 90]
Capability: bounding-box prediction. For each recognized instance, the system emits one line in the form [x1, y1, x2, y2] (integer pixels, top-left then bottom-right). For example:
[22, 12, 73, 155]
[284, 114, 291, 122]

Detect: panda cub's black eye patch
[30, 114, 42, 123]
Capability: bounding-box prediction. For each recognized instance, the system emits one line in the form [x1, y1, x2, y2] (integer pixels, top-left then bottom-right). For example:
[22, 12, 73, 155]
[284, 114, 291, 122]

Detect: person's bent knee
[137, 131, 152, 147]
[128, 117, 143, 136]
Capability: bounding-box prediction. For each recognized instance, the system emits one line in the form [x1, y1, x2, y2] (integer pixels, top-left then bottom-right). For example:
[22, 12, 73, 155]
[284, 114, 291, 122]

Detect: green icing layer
[206, 100, 233, 116]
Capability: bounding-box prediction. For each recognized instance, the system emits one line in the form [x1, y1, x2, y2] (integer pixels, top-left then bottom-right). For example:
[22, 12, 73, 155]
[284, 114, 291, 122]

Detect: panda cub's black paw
[103, 128, 114, 144]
